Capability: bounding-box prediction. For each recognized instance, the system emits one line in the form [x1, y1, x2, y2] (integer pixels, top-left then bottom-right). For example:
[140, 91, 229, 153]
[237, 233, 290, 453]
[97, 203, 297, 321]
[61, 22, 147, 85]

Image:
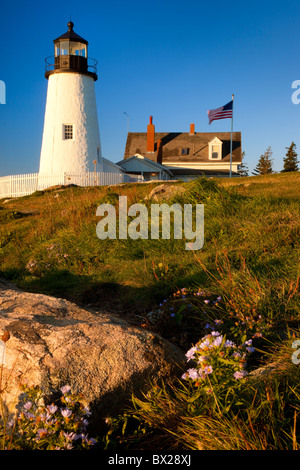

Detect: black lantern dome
[45, 22, 98, 81]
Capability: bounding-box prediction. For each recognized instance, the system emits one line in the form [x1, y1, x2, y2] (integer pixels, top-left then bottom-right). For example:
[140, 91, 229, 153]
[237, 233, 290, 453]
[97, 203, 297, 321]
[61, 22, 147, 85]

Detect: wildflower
[211, 331, 220, 336]
[187, 368, 199, 380]
[81, 418, 89, 428]
[84, 406, 92, 416]
[204, 299, 210, 304]
[212, 335, 223, 347]
[186, 346, 198, 361]
[47, 404, 58, 414]
[204, 365, 213, 375]
[198, 338, 211, 349]
[232, 351, 242, 358]
[214, 319, 223, 325]
[36, 428, 48, 439]
[233, 370, 248, 380]
[224, 340, 235, 348]
[198, 355, 209, 363]
[253, 332, 262, 338]
[61, 408, 72, 418]
[63, 431, 78, 441]
[24, 401, 33, 410]
[60, 385, 71, 395]
[244, 339, 255, 353]
[88, 438, 97, 446]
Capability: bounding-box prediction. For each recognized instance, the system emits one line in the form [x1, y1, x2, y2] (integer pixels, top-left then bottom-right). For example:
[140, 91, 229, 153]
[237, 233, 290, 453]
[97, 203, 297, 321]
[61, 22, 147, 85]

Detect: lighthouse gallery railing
[45, 56, 98, 76]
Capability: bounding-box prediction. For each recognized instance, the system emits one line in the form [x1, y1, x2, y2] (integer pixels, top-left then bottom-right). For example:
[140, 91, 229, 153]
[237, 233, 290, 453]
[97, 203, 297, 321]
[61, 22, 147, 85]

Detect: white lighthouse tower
[39, 21, 102, 183]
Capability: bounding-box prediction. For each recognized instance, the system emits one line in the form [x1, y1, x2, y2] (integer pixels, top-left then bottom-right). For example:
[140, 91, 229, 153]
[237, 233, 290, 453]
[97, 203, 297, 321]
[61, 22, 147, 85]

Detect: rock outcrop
[0, 279, 185, 430]
[147, 183, 185, 202]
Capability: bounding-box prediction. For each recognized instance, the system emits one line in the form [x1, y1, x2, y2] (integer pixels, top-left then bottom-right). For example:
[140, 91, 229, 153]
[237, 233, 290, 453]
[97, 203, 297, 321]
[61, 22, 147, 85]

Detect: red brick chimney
[147, 115, 155, 152]
[190, 123, 195, 135]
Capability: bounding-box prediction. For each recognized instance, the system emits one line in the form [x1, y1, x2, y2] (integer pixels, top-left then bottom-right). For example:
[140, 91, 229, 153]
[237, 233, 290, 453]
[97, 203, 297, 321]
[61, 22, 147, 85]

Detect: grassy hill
[0, 172, 299, 450]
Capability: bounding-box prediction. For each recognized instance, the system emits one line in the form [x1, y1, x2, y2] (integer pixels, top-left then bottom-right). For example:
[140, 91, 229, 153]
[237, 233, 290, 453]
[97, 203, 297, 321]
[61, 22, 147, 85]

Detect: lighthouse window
[70, 42, 87, 57]
[63, 124, 73, 140]
[59, 41, 70, 56]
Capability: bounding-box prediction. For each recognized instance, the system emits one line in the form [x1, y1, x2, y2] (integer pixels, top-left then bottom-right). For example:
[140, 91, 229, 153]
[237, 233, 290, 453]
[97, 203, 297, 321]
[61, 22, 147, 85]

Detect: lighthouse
[39, 21, 102, 182]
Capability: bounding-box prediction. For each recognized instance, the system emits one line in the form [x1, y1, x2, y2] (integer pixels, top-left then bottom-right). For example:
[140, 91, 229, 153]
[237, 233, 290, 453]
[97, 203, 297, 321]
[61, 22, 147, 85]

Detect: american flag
[207, 100, 233, 125]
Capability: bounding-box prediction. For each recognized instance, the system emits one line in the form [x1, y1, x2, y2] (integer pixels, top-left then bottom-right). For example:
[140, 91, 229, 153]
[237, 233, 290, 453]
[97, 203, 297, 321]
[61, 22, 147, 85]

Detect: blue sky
[1, 0, 300, 176]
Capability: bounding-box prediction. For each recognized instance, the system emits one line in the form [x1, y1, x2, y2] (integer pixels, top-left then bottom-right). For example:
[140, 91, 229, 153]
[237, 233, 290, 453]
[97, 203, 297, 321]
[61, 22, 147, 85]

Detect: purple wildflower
[47, 404, 58, 414]
[60, 385, 71, 395]
[185, 346, 198, 361]
[23, 401, 33, 411]
[61, 408, 72, 418]
[187, 368, 199, 380]
[233, 370, 248, 380]
[204, 365, 213, 375]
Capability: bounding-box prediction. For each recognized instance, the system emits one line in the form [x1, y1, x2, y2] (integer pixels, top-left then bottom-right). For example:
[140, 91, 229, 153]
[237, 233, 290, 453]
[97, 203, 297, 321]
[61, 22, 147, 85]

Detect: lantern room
[45, 21, 97, 80]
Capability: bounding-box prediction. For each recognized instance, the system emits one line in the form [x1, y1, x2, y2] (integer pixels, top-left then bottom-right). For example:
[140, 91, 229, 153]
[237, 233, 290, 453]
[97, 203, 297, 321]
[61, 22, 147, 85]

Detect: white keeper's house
[118, 116, 243, 181]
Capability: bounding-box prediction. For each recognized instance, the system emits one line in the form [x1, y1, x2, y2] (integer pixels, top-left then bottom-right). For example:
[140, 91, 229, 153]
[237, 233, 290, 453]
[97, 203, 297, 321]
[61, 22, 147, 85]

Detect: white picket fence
[0, 171, 143, 199]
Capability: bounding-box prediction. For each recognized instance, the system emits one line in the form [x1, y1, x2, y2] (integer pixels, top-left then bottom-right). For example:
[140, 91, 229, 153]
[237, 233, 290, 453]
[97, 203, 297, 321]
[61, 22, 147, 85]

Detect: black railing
[45, 56, 98, 76]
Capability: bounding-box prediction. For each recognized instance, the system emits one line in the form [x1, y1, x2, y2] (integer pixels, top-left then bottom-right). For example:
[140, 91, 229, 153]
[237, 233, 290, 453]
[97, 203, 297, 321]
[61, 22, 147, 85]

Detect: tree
[252, 146, 273, 175]
[238, 151, 249, 176]
[282, 142, 299, 172]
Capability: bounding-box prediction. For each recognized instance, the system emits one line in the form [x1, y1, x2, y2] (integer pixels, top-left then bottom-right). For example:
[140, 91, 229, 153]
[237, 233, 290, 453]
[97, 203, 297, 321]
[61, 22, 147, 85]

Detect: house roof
[124, 131, 242, 163]
[53, 21, 89, 45]
[117, 154, 173, 175]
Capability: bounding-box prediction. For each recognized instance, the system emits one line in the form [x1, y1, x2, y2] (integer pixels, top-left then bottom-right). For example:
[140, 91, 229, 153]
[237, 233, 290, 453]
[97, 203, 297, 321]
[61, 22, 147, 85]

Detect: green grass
[0, 173, 300, 450]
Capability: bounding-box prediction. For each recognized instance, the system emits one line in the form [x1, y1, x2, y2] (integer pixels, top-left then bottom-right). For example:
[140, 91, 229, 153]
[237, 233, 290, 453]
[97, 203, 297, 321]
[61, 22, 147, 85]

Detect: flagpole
[230, 94, 234, 178]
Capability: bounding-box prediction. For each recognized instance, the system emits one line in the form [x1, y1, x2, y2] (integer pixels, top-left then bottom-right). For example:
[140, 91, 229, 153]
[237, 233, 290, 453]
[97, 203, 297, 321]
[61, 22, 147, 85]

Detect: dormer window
[208, 137, 223, 160]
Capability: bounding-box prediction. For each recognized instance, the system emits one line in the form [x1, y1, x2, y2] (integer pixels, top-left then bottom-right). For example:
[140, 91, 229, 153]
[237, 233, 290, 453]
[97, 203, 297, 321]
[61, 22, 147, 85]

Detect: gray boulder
[0, 280, 185, 430]
[147, 183, 185, 202]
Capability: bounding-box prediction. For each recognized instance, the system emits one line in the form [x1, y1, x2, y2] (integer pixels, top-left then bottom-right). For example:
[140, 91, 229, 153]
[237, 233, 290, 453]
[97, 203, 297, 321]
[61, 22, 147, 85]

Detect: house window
[208, 138, 223, 160]
[182, 148, 190, 155]
[97, 146, 101, 162]
[63, 124, 73, 140]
